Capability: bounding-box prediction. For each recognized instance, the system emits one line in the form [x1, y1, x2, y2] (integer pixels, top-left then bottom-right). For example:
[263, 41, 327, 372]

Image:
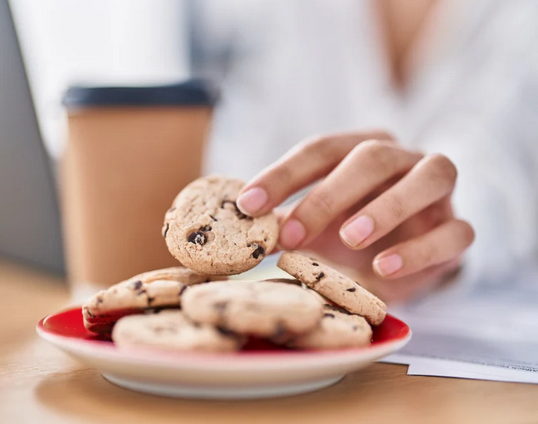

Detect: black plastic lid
[63, 79, 218, 109]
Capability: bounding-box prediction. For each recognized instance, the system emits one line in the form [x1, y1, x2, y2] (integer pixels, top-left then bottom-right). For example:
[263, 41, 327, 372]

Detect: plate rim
[36, 306, 412, 370]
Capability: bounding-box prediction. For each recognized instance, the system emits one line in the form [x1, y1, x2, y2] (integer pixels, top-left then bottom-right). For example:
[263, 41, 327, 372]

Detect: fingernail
[340, 215, 374, 247]
[374, 254, 403, 276]
[236, 187, 268, 216]
[279, 219, 306, 249]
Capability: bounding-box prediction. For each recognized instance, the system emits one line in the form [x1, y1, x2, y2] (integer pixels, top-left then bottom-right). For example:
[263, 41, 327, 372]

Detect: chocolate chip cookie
[83, 267, 221, 333]
[112, 310, 244, 353]
[287, 303, 372, 350]
[277, 251, 387, 325]
[181, 280, 323, 342]
[163, 175, 279, 275]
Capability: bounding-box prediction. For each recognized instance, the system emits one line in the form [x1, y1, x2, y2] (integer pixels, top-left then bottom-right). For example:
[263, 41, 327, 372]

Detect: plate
[37, 307, 411, 399]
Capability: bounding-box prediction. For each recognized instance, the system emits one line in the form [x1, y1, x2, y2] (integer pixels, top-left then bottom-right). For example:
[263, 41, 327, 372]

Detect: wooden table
[1, 259, 537, 424]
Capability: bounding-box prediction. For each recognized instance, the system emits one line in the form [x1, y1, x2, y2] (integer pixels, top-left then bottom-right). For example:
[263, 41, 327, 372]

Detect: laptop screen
[0, 0, 64, 273]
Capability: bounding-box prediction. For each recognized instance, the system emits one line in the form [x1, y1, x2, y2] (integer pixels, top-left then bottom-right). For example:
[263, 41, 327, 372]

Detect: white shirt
[191, 0, 538, 288]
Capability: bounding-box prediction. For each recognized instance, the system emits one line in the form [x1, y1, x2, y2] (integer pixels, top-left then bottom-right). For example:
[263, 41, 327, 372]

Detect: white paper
[382, 277, 538, 384]
[407, 357, 538, 384]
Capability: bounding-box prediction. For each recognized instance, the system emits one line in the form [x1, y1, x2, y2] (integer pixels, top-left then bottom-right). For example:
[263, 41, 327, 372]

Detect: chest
[374, 0, 440, 87]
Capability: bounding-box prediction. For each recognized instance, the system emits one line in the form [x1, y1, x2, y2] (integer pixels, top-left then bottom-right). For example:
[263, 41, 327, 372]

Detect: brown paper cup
[61, 82, 216, 297]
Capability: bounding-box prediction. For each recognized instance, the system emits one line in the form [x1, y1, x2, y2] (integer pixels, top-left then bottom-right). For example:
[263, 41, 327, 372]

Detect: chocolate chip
[131, 280, 143, 290]
[179, 285, 188, 296]
[96, 295, 104, 304]
[221, 199, 250, 220]
[352, 325, 358, 331]
[312, 262, 319, 266]
[221, 199, 233, 208]
[188, 231, 207, 245]
[162, 223, 169, 238]
[346, 287, 356, 292]
[251, 244, 266, 260]
[209, 215, 218, 221]
[323, 313, 335, 318]
[216, 326, 235, 336]
[315, 272, 325, 281]
[147, 296, 154, 305]
[272, 322, 288, 342]
[200, 225, 212, 232]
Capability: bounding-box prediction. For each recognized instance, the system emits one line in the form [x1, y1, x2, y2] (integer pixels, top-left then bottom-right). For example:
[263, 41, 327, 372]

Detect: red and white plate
[37, 307, 411, 399]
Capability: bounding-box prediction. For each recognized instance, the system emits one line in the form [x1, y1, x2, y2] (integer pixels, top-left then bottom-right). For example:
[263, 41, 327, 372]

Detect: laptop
[0, 0, 64, 273]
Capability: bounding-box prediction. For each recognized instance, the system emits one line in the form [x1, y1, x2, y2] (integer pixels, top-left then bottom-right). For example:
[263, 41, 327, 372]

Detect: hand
[236, 130, 475, 303]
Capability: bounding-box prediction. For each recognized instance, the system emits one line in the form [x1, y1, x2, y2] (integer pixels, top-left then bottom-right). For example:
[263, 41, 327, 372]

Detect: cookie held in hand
[163, 175, 279, 275]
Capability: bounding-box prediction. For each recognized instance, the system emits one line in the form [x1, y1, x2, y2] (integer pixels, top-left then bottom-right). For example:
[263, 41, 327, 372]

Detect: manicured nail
[279, 219, 306, 249]
[236, 187, 268, 216]
[374, 254, 403, 276]
[340, 215, 374, 247]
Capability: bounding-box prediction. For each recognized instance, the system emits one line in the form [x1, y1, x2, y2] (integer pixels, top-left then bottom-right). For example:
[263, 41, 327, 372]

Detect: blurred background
[10, 0, 190, 161]
[1, 0, 538, 294]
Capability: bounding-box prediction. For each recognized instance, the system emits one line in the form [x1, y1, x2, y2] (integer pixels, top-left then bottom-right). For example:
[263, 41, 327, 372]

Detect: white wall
[9, 0, 190, 159]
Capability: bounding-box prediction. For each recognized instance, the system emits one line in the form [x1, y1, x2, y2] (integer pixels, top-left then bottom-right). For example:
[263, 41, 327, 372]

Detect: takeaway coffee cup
[61, 81, 216, 298]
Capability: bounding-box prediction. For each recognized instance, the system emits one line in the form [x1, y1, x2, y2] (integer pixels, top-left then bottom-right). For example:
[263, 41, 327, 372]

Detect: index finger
[236, 130, 395, 216]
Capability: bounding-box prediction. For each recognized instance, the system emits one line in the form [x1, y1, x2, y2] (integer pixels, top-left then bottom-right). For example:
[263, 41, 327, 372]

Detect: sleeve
[412, 4, 538, 289]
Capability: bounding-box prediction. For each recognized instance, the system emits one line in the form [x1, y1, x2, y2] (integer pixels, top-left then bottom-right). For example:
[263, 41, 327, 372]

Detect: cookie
[112, 310, 243, 353]
[287, 303, 372, 350]
[83, 267, 221, 333]
[181, 280, 323, 342]
[277, 251, 387, 325]
[163, 175, 279, 275]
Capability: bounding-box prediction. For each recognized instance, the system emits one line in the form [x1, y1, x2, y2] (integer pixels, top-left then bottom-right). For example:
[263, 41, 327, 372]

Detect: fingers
[236, 130, 395, 216]
[371, 258, 461, 304]
[279, 141, 423, 249]
[265, 206, 294, 255]
[372, 219, 475, 279]
[339, 154, 457, 249]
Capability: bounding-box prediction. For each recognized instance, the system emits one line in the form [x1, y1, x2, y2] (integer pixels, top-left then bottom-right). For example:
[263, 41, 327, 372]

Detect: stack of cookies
[82, 176, 387, 352]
